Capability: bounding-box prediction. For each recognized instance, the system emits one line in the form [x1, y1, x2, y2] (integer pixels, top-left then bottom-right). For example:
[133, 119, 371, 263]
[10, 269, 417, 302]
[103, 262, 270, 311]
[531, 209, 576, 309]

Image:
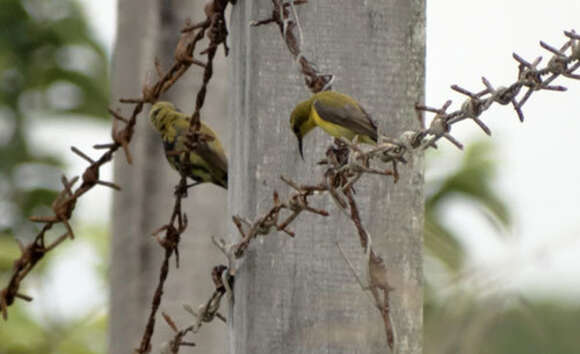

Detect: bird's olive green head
[290, 99, 315, 159]
[150, 101, 176, 132]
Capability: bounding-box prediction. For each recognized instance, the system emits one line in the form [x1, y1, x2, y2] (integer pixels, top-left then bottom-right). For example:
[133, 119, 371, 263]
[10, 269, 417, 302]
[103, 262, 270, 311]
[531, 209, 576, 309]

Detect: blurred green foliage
[0, 0, 109, 352]
[425, 141, 510, 272]
[0, 0, 577, 352]
[425, 298, 580, 354]
[0, 0, 109, 239]
[0, 301, 106, 354]
[424, 141, 580, 352]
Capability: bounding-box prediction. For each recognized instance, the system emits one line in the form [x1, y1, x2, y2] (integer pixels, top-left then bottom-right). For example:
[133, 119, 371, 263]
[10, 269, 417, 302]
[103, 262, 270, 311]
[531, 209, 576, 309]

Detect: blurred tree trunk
[228, 1, 424, 353]
[110, 0, 228, 353]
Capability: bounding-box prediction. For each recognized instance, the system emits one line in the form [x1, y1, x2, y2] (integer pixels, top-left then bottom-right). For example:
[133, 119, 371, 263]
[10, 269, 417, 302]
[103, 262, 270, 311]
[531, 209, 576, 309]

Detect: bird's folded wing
[313, 99, 378, 141]
[196, 143, 228, 177]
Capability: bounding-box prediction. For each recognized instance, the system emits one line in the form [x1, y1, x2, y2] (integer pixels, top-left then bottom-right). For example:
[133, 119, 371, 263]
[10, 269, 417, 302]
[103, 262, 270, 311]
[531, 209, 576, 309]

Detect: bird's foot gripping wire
[173, 177, 200, 198]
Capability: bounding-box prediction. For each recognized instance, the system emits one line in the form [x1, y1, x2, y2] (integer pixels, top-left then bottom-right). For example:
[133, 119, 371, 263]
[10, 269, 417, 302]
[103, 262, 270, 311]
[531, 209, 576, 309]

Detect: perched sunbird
[149, 101, 228, 189]
[289, 91, 378, 158]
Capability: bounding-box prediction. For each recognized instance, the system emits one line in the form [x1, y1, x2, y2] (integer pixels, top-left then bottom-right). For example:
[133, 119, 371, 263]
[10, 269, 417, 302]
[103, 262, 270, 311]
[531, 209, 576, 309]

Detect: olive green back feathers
[289, 91, 378, 158]
[311, 92, 378, 142]
[149, 101, 228, 189]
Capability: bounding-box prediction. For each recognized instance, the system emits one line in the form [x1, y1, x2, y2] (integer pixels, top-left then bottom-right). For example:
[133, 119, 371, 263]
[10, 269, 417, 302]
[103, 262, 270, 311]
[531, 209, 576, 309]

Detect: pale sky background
[25, 0, 580, 321]
[426, 0, 580, 301]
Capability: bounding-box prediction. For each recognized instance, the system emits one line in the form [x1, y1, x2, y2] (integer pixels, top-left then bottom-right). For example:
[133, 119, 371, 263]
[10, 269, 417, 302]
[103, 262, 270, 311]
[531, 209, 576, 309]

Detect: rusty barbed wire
[167, 24, 580, 354]
[245, 2, 580, 351]
[157, 265, 229, 354]
[251, 0, 333, 93]
[133, 1, 235, 353]
[176, 142, 406, 352]
[206, 138, 401, 350]
[155, 137, 406, 352]
[3, 0, 579, 353]
[415, 30, 580, 150]
[0, 3, 236, 354]
[0, 123, 125, 320]
[135, 177, 188, 354]
[144, 10, 580, 354]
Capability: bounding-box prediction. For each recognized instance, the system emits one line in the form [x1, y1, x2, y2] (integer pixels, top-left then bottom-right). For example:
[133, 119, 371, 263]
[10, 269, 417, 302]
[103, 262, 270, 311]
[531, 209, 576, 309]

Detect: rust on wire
[250, 2, 580, 351]
[2, 0, 579, 352]
[154, 21, 580, 354]
[251, 0, 333, 93]
[134, 1, 235, 353]
[416, 29, 580, 139]
[0, 4, 237, 354]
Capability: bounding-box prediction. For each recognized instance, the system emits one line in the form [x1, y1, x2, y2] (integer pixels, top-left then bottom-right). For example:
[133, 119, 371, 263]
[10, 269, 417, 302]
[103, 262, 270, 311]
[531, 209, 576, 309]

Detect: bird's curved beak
[298, 136, 304, 160]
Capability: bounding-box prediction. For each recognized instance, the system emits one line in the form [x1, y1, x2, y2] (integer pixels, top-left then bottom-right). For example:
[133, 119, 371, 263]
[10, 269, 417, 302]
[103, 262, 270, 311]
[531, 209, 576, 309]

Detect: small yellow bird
[289, 91, 378, 158]
[149, 101, 228, 189]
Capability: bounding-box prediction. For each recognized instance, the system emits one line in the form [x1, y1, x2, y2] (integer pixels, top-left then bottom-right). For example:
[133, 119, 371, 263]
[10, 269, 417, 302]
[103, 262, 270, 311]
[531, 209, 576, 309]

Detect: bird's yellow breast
[311, 107, 353, 139]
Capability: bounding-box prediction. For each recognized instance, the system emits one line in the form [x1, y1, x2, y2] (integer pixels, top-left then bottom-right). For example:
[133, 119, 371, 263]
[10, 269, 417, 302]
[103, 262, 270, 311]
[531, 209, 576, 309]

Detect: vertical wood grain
[229, 1, 425, 353]
[110, 1, 228, 352]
